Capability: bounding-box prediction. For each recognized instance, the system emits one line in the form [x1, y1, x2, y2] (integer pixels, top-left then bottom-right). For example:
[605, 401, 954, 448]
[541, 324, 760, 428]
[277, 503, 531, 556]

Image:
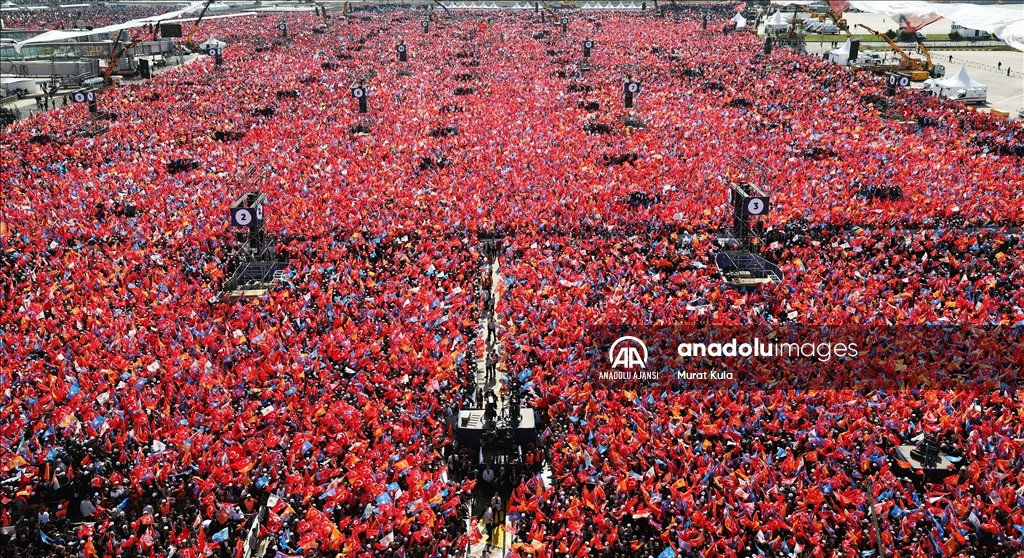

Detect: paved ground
[802, 41, 1024, 115]
[3, 52, 202, 122]
[755, 8, 1023, 116]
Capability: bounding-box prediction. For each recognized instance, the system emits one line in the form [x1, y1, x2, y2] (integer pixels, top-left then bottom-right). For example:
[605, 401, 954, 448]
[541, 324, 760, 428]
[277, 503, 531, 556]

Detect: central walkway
[467, 238, 510, 557]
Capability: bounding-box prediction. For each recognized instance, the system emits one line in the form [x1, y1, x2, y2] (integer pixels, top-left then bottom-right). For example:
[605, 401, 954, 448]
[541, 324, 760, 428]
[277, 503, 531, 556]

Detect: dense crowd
[2, 5, 1023, 558]
[0, 7, 171, 31]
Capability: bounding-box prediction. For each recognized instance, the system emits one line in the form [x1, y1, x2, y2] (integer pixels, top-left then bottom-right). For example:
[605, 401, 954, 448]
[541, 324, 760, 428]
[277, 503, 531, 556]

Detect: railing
[892, 38, 1006, 49]
[938, 55, 1023, 79]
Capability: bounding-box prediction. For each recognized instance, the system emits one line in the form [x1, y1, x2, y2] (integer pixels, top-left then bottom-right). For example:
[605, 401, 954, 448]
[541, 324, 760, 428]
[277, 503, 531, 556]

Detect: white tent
[929, 66, 987, 103]
[198, 37, 226, 51]
[829, 38, 852, 65]
[764, 11, 790, 34]
[732, 13, 746, 29]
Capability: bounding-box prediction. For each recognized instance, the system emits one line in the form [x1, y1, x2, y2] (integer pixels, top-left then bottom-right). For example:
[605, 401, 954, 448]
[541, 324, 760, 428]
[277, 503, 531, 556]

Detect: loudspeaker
[764, 37, 773, 56]
[138, 59, 151, 79]
[848, 39, 860, 62]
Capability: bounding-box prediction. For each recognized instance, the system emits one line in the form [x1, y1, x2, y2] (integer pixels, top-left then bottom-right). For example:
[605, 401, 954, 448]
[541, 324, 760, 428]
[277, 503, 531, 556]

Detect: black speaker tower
[220, 192, 287, 299]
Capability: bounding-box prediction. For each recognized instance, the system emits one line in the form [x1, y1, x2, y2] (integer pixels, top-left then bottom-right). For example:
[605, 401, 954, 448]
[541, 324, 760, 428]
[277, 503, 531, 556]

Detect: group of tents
[827, 39, 988, 103]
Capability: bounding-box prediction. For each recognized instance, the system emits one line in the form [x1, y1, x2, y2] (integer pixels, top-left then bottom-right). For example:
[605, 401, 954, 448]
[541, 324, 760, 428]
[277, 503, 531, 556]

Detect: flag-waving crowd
[2, 5, 1024, 558]
[0, 6, 173, 31]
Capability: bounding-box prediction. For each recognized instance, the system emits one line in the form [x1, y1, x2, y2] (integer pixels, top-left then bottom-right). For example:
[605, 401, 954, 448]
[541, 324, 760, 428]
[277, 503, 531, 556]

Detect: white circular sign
[422, 21, 428, 27]
[705, 14, 712, 21]
[398, 44, 406, 52]
[279, 23, 287, 30]
[627, 82, 639, 93]
[235, 209, 252, 226]
[746, 198, 765, 215]
[898, 75, 911, 87]
[73, 92, 86, 103]
[584, 41, 593, 48]
[256, 205, 263, 220]
[561, 17, 568, 24]
[353, 87, 364, 98]
[208, 48, 219, 56]
[86, 91, 95, 101]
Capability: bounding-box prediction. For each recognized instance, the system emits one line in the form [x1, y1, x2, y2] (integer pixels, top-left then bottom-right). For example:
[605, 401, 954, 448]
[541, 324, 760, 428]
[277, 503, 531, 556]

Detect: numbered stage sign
[743, 196, 770, 216]
[231, 207, 253, 227]
[625, 81, 641, 95]
[72, 91, 96, 103]
[887, 73, 911, 88]
[231, 204, 264, 227]
[207, 47, 221, 57]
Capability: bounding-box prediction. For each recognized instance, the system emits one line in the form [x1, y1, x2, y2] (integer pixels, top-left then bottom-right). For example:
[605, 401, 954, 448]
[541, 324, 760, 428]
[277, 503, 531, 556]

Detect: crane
[184, 0, 214, 52]
[103, 32, 139, 85]
[855, 24, 941, 81]
[915, 39, 944, 78]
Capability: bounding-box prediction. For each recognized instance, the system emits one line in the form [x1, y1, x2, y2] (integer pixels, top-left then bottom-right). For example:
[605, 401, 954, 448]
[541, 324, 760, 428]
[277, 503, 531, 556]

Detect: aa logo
[610, 336, 647, 370]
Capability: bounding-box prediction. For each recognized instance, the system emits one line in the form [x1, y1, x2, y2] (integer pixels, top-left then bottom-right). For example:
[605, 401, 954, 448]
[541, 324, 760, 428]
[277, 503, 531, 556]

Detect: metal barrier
[939, 55, 1023, 79]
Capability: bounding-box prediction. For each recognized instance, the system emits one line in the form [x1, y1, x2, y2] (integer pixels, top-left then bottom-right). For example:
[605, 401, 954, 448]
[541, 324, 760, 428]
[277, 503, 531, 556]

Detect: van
[858, 51, 884, 65]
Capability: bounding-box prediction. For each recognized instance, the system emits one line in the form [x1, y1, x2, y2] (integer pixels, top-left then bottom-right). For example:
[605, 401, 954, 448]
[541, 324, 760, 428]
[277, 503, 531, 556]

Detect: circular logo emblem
[561, 17, 568, 24]
[73, 92, 86, 103]
[609, 336, 648, 370]
[627, 82, 639, 93]
[422, 21, 429, 27]
[208, 48, 218, 56]
[398, 44, 406, 52]
[353, 87, 364, 98]
[279, 23, 286, 30]
[584, 41, 593, 48]
[705, 14, 712, 21]
[746, 198, 765, 215]
[235, 209, 252, 226]
[899, 75, 911, 87]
